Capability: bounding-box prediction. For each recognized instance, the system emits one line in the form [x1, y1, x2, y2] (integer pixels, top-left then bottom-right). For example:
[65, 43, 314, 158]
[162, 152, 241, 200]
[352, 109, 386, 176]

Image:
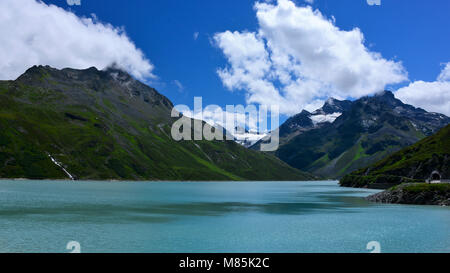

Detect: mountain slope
[265, 91, 449, 179]
[340, 124, 449, 188]
[0, 65, 313, 181]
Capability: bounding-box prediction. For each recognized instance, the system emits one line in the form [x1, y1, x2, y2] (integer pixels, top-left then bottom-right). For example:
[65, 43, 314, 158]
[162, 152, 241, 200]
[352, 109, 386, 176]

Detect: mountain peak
[300, 109, 311, 115]
[20, 65, 132, 81]
[14, 65, 174, 112]
[104, 65, 134, 83]
[104, 63, 129, 75]
[21, 65, 54, 77]
[374, 90, 395, 98]
[320, 97, 352, 114]
[325, 97, 337, 105]
[368, 90, 411, 111]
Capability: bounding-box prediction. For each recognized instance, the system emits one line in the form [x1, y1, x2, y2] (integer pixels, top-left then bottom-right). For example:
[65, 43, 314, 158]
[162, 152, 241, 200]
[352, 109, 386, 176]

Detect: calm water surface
[0, 180, 448, 253]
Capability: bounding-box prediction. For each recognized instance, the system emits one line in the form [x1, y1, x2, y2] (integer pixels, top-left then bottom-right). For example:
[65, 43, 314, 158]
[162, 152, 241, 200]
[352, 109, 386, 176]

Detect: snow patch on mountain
[233, 131, 268, 148]
[310, 112, 342, 125]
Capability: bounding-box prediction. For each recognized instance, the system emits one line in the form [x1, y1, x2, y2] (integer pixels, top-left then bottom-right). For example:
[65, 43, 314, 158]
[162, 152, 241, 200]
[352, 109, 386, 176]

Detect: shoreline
[366, 183, 450, 206]
[0, 178, 330, 183]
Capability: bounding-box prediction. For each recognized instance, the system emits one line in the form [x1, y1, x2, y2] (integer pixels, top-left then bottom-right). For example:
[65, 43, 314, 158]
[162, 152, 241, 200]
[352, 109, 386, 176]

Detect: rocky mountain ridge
[0, 65, 313, 181]
[253, 91, 450, 179]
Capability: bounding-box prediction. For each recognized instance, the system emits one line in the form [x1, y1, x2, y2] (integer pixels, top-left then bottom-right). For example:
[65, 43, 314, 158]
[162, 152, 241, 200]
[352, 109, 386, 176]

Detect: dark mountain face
[315, 98, 352, 115]
[274, 91, 450, 179]
[0, 65, 312, 181]
[277, 98, 352, 143]
[16, 65, 174, 123]
[279, 110, 314, 139]
[356, 91, 446, 135]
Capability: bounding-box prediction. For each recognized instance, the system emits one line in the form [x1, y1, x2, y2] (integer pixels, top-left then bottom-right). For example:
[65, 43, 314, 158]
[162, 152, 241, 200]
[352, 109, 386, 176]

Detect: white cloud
[0, 0, 154, 80]
[395, 62, 450, 116]
[437, 62, 450, 82]
[214, 0, 407, 115]
[193, 32, 199, 40]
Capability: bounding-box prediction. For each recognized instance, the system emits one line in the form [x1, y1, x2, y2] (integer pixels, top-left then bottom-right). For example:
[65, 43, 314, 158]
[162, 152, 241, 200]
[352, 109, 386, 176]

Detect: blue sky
[51, 0, 264, 108]
[3, 0, 450, 119]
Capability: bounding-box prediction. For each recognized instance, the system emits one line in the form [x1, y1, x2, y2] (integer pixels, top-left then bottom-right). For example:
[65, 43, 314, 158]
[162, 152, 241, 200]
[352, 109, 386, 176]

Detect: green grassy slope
[0, 66, 313, 181]
[340, 124, 450, 188]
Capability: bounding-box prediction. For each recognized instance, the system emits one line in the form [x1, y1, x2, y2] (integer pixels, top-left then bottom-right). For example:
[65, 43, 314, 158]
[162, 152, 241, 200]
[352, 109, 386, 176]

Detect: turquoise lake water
[0, 180, 448, 253]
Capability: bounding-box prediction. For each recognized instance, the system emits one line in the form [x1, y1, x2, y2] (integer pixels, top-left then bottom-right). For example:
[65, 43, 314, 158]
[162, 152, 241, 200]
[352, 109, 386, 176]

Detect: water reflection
[0, 181, 383, 224]
[0, 196, 372, 224]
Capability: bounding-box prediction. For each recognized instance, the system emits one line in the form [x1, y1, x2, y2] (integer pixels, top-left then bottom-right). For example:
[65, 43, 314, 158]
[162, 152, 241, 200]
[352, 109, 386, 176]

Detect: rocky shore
[367, 183, 450, 206]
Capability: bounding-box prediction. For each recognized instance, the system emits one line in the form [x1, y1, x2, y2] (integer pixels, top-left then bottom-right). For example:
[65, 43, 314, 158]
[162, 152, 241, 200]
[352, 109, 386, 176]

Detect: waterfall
[47, 153, 75, 180]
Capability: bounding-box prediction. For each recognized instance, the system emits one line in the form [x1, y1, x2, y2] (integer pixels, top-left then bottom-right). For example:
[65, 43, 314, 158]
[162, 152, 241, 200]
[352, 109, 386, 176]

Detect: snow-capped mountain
[279, 98, 352, 141]
[270, 90, 450, 179]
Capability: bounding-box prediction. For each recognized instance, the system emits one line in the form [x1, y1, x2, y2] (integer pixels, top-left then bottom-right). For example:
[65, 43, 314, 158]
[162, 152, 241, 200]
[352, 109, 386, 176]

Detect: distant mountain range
[253, 90, 449, 179]
[0, 65, 313, 181]
[341, 124, 449, 189]
[2, 65, 448, 182]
